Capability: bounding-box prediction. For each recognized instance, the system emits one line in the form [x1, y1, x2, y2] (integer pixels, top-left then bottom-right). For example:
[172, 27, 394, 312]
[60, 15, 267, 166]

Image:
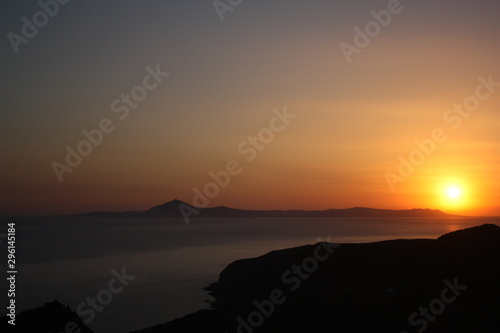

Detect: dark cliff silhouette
[1, 300, 94, 333]
[77, 199, 458, 219]
[132, 224, 500, 333]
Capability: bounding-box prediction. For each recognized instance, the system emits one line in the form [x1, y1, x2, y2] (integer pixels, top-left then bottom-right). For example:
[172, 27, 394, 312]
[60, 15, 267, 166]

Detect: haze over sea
[6, 216, 498, 333]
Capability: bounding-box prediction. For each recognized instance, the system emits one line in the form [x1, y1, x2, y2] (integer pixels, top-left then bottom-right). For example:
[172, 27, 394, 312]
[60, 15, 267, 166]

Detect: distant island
[76, 199, 460, 219]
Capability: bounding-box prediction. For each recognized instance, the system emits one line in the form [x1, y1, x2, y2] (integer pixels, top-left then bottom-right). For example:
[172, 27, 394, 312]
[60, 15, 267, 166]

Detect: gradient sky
[1, 0, 499, 216]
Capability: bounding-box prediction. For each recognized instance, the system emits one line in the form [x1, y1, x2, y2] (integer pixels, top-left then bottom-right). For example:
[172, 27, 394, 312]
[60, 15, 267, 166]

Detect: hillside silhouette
[133, 224, 500, 333]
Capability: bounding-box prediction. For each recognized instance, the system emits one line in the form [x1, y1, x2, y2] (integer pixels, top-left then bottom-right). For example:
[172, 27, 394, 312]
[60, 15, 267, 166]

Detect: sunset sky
[1, 0, 499, 216]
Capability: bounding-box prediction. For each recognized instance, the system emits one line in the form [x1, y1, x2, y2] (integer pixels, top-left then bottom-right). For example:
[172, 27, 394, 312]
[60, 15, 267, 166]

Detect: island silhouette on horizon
[76, 199, 462, 219]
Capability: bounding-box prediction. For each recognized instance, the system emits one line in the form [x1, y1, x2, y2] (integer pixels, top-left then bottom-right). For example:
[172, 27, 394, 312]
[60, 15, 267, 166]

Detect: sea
[1, 216, 498, 333]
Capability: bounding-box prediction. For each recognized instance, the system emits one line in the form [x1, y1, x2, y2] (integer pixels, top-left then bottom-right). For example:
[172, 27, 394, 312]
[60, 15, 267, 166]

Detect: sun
[447, 187, 462, 199]
[434, 178, 475, 213]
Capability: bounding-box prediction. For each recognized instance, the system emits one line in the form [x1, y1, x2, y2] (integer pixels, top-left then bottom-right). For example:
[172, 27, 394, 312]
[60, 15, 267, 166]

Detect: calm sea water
[2, 216, 498, 333]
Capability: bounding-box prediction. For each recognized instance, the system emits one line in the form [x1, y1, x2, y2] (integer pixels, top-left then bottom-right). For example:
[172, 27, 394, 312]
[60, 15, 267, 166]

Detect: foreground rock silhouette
[133, 224, 500, 333]
[1, 300, 93, 333]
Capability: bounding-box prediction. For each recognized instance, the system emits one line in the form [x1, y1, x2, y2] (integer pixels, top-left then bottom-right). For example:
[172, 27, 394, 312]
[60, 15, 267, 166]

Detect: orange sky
[1, 1, 499, 216]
